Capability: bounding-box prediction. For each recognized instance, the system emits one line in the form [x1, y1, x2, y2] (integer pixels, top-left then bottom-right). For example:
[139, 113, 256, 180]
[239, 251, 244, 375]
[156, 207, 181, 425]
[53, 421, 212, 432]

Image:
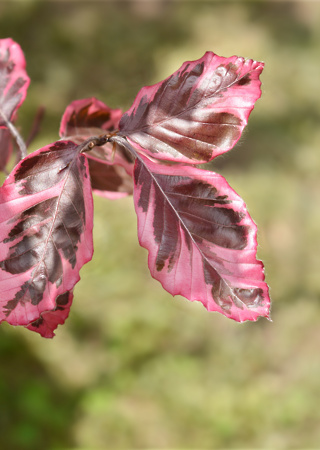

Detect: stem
[0, 109, 27, 159]
[110, 135, 139, 161]
[79, 134, 110, 153]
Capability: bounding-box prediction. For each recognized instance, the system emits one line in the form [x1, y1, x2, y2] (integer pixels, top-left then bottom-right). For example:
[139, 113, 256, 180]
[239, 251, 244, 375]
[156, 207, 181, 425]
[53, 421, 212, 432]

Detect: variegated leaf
[133, 154, 270, 322]
[0, 140, 94, 333]
[119, 52, 264, 164]
[0, 38, 30, 125]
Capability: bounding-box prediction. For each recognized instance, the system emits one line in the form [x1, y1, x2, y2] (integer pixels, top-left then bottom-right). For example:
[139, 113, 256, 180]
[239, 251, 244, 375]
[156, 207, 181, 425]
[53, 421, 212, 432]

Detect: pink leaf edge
[26, 291, 74, 338]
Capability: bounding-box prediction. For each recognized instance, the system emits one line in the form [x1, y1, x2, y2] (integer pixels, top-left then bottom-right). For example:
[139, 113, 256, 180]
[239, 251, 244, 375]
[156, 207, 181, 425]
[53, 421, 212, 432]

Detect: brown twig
[25, 106, 45, 148]
[0, 109, 27, 160]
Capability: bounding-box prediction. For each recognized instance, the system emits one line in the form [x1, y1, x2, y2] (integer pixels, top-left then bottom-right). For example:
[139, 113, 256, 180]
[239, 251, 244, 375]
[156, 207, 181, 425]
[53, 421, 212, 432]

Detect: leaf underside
[119, 51, 264, 164]
[59, 96, 122, 138]
[133, 154, 270, 322]
[0, 140, 94, 336]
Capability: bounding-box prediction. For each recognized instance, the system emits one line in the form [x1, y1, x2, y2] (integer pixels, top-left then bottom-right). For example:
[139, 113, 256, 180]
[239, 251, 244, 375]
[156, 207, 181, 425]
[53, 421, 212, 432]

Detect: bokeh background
[1, 1, 320, 449]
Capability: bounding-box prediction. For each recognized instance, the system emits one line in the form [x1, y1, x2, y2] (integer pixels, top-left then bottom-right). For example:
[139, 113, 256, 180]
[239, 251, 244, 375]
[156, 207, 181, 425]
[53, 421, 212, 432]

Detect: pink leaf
[0, 38, 30, 125]
[119, 52, 264, 164]
[59, 97, 122, 138]
[60, 97, 134, 198]
[0, 140, 94, 333]
[26, 291, 73, 338]
[133, 154, 270, 322]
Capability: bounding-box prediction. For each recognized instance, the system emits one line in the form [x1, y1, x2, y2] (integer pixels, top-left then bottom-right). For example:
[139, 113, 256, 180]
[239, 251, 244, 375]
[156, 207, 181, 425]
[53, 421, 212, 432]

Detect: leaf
[60, 97, 134, 198]
[86, 155, 134, 199]
[119, 52, 264, 164]
[0, 140, 94, 332]
[133, 154, 270, 322]
[26, 291, 73, 338]
[0, 38, 30, 125]
[59, 97, 122, 138]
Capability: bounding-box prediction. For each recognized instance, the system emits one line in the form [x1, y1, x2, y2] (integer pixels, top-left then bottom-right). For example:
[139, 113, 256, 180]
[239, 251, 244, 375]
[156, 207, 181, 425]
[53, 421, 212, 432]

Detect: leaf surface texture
[120, 52, 264, 164]
[133, 155, 270, 321]
[0, 140, 94, 336]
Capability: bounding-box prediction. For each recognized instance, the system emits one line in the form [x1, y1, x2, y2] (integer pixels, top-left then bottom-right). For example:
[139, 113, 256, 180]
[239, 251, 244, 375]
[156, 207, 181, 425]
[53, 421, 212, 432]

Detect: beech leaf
[0, 140, 94, 333]
[133, 153, 270, 322]
[59, 97, 122, 137]
[0, 38, 30, 126]
[85, 155, 134, 199]
[60, 97, 134, 198]
[119, 51, 264, 164]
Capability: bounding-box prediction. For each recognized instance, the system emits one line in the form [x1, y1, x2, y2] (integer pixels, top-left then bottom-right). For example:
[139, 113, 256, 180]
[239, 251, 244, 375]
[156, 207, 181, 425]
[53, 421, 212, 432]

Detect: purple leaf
[0, 140, 94, 333]
[26, 291, 73, 338]
[0, 38, 30, 125]
[59, 97, 122, 138]
[60, 97, 134, 198]
[119, 52, 264, 164]
[133, 154, 270, 322]
[86, 155, 134, 199]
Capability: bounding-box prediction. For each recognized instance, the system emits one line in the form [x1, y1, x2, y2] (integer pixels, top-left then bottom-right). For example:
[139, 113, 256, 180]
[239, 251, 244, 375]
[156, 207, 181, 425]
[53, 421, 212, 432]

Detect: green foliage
[1, 1, 320, 448]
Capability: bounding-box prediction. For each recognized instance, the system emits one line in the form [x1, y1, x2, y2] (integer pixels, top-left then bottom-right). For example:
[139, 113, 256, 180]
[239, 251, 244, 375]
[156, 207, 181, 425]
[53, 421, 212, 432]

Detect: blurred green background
[1, 0, 320, 448]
